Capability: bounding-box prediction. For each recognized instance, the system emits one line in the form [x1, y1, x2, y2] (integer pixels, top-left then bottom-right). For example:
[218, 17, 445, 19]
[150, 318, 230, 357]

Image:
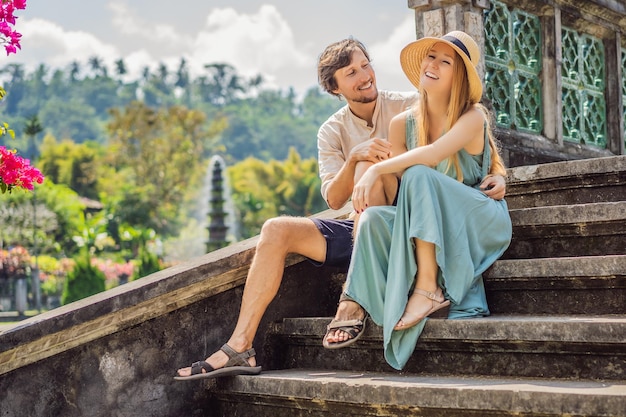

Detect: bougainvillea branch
[0, 0, 42, 194]
[0, 146, 44, 192]
[0, 0, 26, 55]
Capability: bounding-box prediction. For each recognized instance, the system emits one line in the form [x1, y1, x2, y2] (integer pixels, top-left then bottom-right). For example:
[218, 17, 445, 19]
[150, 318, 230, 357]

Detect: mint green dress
[344, 114, 512, 370]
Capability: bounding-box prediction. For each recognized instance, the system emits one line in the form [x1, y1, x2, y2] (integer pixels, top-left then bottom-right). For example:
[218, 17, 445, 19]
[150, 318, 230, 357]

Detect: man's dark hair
[317, 38, 370, 97]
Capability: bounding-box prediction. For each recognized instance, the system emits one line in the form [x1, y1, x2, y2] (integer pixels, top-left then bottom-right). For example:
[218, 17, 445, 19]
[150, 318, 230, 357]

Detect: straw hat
[400, 30, 482, 103]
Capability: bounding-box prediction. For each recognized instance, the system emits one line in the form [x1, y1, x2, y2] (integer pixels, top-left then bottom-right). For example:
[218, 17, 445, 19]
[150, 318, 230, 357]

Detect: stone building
[409, 0, 625, 166]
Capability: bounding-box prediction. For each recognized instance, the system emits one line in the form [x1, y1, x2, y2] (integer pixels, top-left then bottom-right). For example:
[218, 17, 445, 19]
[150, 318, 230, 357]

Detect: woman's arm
[351, 108, 484, 211]
[388, 111, 409, 165]
[377, 107, 484, 176]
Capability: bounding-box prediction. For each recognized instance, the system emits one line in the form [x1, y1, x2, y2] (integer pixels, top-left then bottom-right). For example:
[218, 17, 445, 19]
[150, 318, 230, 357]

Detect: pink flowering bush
[0, 245, 30, 277]
[0, 0, 43, 194]
[0, 145, 44, 192]
[0, 0, 26, 55]
[91, 258, 136, 289]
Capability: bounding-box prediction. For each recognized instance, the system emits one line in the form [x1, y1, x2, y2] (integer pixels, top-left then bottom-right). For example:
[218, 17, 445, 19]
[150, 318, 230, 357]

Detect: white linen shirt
[317, 90, 418, 204]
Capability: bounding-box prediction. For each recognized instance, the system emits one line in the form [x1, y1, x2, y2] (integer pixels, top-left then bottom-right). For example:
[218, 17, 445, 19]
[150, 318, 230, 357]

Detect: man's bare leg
[177, 216, 327, 376]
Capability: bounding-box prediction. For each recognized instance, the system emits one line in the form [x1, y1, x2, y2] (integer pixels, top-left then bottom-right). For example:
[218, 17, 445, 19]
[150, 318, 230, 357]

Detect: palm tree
[175, 58, 191, 106]
[141, 66, 151, 81]
[88, 56, 103, 78]
[203, 63, 245, 106]
[68, 60, 81, 83]
[24, 113, 44, 311]
[115, 58, 127, 77]
[24, 114, 43, 160]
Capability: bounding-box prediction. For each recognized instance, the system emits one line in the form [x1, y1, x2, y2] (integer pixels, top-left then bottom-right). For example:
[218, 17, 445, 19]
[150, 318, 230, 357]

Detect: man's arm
[479, 174, 506, 200]
[321, 137, 393, 210]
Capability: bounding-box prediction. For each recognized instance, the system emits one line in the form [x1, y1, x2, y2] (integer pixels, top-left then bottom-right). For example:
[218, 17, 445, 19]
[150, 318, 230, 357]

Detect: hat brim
[400, 37, 482, 103]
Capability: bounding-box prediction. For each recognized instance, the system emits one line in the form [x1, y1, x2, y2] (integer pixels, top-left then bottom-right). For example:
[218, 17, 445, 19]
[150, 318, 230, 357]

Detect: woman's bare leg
[394, 238, 448, 330]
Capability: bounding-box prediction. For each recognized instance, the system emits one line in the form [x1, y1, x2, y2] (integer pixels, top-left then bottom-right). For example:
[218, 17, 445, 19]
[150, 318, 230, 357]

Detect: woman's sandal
[174, 343, 262, 381]
[394, 287, 450, 331]
[322, 293, 368, 349]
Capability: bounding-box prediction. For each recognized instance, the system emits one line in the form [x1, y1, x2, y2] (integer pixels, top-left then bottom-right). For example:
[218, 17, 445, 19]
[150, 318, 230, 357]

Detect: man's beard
[350, 90, 378, 104]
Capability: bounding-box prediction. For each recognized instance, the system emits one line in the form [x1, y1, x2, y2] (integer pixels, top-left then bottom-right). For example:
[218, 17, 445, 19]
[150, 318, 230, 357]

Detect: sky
[4, 0, 418, 97]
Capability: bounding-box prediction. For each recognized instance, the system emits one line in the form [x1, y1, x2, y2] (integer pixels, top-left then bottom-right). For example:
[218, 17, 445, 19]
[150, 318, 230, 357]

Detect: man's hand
[479, 174, 506, 200]
[349, 138, 392, 164]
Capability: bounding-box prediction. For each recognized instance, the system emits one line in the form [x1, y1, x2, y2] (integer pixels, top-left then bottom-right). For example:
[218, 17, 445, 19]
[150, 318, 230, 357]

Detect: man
[175, 38, 504, 380]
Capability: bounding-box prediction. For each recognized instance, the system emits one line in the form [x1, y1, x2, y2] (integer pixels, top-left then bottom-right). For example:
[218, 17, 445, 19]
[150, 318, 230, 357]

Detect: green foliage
[1, 57, 344, 265]
[218, 88, 342, 162]
[131, 244, 161, 281]
[0, 85, 16, 141]
[40, 273, 61, 298]
[0, 58, 342, 162]
[37, 255, 68, 300]
[61, 249, 105, 305]
[38, 136, 105, 200]
[105, 102, 223, 236]
[39, 98, 101, 144]
[228, 148, 327, 238]
[36, 180, 87, 255]
[0, 179, 86, 255]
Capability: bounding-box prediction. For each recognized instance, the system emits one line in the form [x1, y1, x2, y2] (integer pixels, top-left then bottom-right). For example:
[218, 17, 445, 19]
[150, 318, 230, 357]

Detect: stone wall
[0, 207, 350, 417]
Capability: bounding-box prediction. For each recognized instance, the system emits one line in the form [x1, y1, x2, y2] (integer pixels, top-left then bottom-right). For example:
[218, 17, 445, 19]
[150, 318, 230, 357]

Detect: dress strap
[405, 113, 417, 151]
[481, 123, 491, 179]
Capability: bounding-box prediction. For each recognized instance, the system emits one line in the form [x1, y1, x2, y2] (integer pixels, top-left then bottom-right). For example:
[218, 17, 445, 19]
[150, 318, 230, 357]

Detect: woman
[322, 31, 512, 371]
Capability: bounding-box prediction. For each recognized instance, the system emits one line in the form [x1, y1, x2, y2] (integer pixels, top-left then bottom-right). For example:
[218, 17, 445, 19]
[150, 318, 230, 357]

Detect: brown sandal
[322, 315, 368, 349]
[394, 288, 450, 330]
[174, 343, 262, 381]
[322, 292, 368, 349]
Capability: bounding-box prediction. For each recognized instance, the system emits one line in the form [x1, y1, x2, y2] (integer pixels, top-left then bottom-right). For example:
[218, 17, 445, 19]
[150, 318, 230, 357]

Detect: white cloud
[5, 18, 120, 74]
[107, 3, 312, 91]
[369, 15, 416, 94]
[188, 5, 310, 90]
[3, 4, 413, 96]
[108, 1, 194, 53]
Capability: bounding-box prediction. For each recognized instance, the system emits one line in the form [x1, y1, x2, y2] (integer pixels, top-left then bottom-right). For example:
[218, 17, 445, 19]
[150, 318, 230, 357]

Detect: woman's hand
[480, 174, 506, 200]
[351, 166, 380, 213]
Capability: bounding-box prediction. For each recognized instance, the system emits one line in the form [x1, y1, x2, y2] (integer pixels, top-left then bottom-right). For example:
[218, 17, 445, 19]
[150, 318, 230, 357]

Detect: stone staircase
[207, 156, 626, 416]
[0, 156, 624, 417]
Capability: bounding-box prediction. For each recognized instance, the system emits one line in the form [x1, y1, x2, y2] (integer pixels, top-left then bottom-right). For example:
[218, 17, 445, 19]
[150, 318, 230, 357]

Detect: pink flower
[0, 146, 44, 192]
[12, 0, 26, 10]
[0, 0, 25, 55]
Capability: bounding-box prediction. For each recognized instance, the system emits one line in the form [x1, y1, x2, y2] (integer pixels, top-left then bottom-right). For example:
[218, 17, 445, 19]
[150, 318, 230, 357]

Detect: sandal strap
[220, 343, 256, 368]
[413, 288, 444, 303]
[190, 361, 214, 375]
[327, 318, 364, 330]
[332, 325, 360, 339]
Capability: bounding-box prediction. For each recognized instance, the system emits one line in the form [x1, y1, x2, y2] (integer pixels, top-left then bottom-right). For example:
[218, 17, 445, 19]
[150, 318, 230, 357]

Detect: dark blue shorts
[309, 218, 354, 270]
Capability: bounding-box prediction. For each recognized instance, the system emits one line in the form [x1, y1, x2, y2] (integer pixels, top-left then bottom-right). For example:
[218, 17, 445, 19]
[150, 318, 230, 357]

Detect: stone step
[506, 155, 626, 209]
[505, 201, 625, 259]
[210, 369, 626, 417]
[325, 256, 625, 316]
[265, 315, 626, 381]
[484, 255, 626, 314]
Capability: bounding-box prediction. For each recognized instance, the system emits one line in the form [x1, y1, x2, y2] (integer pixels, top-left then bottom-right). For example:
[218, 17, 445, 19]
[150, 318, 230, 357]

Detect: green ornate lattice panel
[561, 27, 606, 147]
[484, 1, 542, 133]
[622, 48, 626, 148]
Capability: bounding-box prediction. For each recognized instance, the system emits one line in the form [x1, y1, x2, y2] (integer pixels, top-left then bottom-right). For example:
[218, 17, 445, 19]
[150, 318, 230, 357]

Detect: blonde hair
[414, 50, 506, 181]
